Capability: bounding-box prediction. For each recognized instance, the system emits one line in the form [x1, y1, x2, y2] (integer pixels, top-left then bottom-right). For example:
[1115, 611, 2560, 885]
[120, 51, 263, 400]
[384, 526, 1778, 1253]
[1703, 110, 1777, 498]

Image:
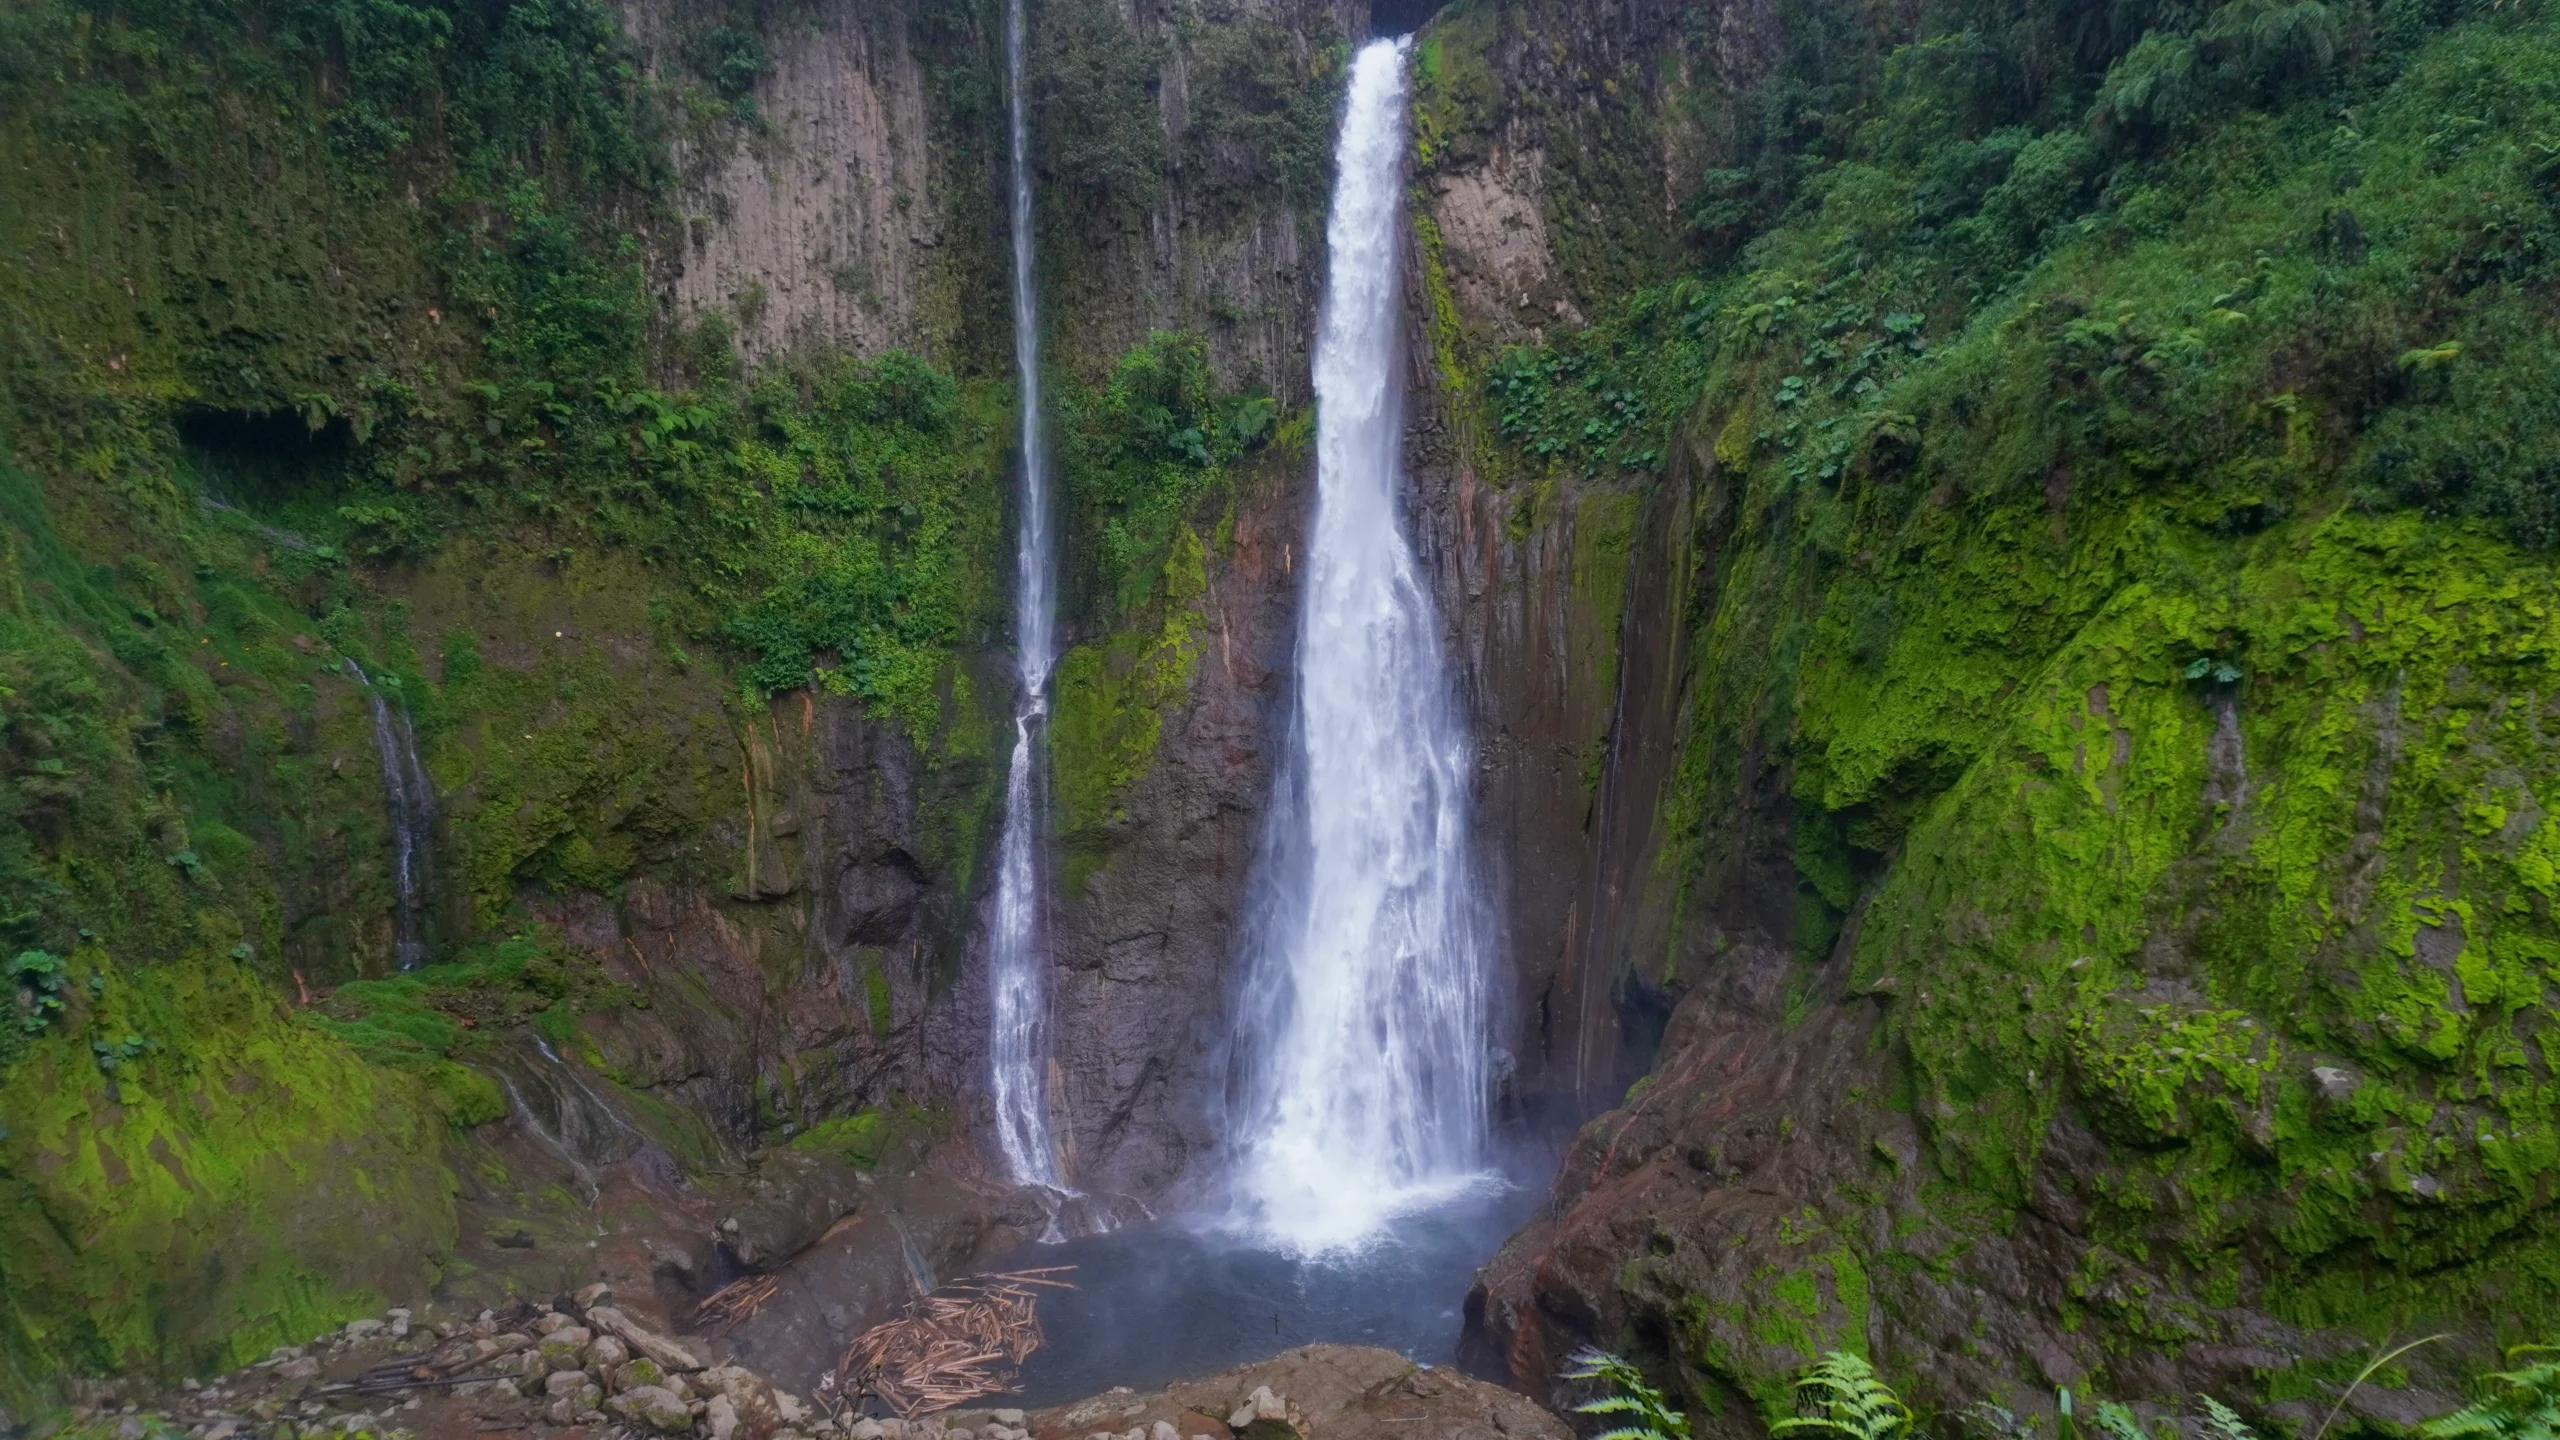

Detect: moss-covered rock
[0, 947, 455, 1407]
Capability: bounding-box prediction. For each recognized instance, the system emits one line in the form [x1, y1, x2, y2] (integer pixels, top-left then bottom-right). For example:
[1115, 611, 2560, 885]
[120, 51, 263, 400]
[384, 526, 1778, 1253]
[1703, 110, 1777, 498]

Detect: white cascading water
[987, 0, 1068, 1195]
[1230, 37, 1494, 1254]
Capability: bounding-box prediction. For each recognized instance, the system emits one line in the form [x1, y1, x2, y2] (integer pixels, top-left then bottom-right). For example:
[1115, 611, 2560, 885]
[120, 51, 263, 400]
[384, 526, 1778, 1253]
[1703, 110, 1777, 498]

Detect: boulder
[1226, 1389, 1286, 1430]
[705, 1393, 740, 1440]
[586, 1335, 631, 1372]
[610, 1385, 697, 1433]
[589, 1307, 704, 1372]
[707, 1149, 868, 1273]
[612, 1359, 671, 1394]
[537, 1326, 595, 1369]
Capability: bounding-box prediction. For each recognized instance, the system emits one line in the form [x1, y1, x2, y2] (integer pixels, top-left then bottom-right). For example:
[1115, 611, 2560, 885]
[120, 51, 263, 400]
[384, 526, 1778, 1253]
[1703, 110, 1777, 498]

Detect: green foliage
[1565, 1348, 1695, 1440]
[719, 350, 1007, 730]
[10, 949, 64, 1034]
[1476, 0, 2560, 1366]
[2419, 1347, 2560, 1440]
[2197, 1396, 2261, 1440]
[1178, 24, 1345, 214]
[1032, 0, 1167, 229]
[1061, 332, 1272, 621]
[688, 23, 770, 118]
[2090, 0, 2351, 149]
[1772, 1352, 1913, 1440]
[313, 930, 625, 1065]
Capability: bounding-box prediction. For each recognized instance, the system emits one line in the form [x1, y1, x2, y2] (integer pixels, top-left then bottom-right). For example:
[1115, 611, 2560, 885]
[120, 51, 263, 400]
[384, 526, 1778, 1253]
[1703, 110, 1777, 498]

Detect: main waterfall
[987, 0, 1067, 1194]
[1230, 37, 1494, 1254]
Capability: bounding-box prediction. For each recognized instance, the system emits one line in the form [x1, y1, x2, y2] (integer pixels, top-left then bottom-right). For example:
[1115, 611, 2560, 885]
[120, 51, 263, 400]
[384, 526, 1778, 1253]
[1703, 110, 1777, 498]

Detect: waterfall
[345, 658, 437, 971]
[987, 0, 1069, 1194]
[1230, 37, 1494, 1254]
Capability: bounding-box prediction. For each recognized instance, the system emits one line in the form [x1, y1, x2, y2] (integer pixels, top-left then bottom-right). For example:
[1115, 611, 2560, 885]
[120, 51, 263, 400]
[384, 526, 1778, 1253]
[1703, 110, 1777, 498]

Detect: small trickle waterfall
[345, 658, 437, 971]
[987, 0, 1069, 1194]
[1229, 37, 1494, 1253]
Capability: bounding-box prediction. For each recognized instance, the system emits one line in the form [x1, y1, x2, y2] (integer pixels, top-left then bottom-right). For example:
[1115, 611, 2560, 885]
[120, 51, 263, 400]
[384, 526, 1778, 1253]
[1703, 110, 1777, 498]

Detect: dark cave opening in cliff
[1370, 0, 1452, 38]
[175, 403, 357, 513]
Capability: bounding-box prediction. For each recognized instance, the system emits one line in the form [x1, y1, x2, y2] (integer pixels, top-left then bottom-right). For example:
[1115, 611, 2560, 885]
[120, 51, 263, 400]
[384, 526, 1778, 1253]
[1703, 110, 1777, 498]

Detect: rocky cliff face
[1409, 0, 2560, 1429]
[7, 0, 2557, 1422]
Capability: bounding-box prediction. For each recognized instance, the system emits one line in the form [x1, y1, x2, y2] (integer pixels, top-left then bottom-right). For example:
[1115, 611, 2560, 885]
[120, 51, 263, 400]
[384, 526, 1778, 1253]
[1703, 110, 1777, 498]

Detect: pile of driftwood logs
[836, 1270, 1076, 1416]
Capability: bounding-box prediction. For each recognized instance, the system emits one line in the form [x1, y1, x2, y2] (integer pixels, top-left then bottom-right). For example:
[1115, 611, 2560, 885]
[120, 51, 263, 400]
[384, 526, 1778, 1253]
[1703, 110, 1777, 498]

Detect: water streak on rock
[345, 658, 436, 971]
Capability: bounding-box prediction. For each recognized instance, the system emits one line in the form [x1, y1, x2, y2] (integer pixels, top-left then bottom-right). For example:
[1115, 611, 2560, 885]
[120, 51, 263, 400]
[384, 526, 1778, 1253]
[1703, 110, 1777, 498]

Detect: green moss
[422, 1060, 507, 1130]
[1059, 333, 1270, 626]
[0, 948, 455, 1405]
[1573, 490, 1640, 682]
[863, 957, 894, 1037]
[1411, 1, 1500, 171]
[790, 1110, 885, 1168]
[1476, 0, 2560, 1367]
[1668, 1227, 1874, 1424]
[1051, 526, 1207, 840]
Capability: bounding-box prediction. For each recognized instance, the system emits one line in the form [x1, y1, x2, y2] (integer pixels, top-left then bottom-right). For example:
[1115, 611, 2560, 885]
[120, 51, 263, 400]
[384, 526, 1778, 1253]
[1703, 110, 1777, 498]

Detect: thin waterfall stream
[345, 658, 437, 971]
[986, 0, 1070, 1199]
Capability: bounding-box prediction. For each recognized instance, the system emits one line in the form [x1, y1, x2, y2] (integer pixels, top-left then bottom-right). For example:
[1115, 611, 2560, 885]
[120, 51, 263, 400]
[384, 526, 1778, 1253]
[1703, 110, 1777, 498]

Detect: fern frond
[1564, 1349, 1692, 1440]
[1777, 1352, 1913, 1440]
[2197, 1396, 2258, 1440]
[2089, 1400, 2149, 1440]
[2419, 1347, 2560, 1440]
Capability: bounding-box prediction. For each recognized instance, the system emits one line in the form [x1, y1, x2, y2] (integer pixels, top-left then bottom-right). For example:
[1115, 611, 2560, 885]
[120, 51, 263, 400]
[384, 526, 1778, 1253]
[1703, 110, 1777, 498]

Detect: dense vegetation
[0, 0, 1304, 1409]
[12, 0, 2558, 1419]
[1430, 0, 2560, 1406]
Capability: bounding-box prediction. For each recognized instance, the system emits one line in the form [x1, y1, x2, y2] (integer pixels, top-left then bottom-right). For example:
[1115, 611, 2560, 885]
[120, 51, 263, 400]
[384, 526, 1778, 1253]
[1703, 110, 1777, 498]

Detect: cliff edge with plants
[1412, 0, 2560, 1429]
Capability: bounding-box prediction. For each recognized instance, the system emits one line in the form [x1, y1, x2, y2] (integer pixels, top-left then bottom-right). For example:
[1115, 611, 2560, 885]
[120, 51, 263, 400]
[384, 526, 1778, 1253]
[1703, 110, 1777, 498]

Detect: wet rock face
[1031, 456, 1307, 1202]
[1397, 0, 1753, 1122]
[1459, 947, 2479, 1440]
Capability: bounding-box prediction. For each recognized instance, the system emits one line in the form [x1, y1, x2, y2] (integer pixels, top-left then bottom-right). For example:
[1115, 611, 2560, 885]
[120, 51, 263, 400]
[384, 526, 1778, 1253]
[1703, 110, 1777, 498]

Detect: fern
[1562, 1349, 1693, 1440]
[2197, 1397, 2259, 1440]
[2088, 1401, 2150, 1440]
[1774, 1352, 1914, 1440]
[2419, 1348, 2560, 1440]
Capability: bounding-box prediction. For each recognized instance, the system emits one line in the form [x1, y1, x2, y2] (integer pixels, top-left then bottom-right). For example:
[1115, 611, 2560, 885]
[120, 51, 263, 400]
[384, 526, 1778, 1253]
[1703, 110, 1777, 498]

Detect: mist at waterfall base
[993, 1156, 1545, 1406]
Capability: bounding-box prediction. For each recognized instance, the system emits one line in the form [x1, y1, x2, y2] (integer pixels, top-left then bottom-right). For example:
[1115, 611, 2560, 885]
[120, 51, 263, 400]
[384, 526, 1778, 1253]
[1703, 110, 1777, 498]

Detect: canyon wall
[6, 0, 2560, 1429]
